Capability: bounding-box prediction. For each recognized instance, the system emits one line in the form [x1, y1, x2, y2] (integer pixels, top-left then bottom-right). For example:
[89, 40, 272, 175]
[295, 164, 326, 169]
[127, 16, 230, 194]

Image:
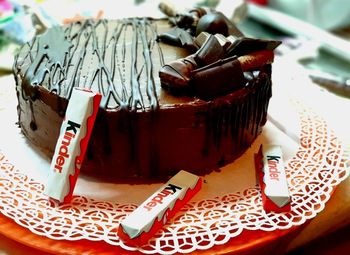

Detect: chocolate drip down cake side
[13, 7, 280, 180]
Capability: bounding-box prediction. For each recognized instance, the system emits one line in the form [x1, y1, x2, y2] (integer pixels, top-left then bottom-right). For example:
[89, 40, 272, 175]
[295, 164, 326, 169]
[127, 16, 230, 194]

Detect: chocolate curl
[191, 56, 245, 100]
[195, 12, 229, 36]
[194, 34, 226, 66]
[159, 35, 227, 93]
[194, 32, 233, 51]
[159, 55, 198, 93]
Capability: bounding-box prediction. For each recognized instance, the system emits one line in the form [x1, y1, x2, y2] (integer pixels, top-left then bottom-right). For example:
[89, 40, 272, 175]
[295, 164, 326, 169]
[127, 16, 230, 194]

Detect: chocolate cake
[13, 9, 280, 180]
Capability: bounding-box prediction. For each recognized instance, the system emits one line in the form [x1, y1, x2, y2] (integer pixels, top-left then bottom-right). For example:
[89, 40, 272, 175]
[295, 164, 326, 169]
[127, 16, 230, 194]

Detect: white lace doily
[0, 100, 349, 254]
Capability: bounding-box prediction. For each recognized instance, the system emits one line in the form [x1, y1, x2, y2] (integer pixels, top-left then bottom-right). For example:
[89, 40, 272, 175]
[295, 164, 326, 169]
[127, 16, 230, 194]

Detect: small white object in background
[247, 3, 350, 64]
[216, 0, 247, 24]
[268, 0, 350, 30]
[0, 43, 19, 70]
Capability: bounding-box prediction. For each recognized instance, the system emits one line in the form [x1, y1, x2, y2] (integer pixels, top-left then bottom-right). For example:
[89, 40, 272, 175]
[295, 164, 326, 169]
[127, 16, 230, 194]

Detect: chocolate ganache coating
[14, 18, 273, 180]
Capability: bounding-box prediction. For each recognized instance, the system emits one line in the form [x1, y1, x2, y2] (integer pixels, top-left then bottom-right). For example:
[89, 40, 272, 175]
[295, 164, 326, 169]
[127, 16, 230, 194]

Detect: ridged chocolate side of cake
[13, 18, 272, 180]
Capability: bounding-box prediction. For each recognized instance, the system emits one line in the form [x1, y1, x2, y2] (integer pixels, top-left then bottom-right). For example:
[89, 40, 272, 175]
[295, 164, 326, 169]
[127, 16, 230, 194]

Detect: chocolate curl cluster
[159, 33, 280, 100]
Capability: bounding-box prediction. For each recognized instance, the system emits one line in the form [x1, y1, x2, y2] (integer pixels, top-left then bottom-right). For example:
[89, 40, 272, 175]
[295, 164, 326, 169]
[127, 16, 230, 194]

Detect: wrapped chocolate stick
[118, 170, 202, 246]
[255, 144, 291, 212]
[191, 38, 277, 100]
[227, 37, 281, 57]
[44, 88, 101, 203]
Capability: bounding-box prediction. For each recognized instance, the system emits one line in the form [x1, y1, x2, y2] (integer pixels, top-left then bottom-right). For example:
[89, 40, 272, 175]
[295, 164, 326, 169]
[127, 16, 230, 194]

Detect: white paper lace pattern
[0, 100, 349, 254]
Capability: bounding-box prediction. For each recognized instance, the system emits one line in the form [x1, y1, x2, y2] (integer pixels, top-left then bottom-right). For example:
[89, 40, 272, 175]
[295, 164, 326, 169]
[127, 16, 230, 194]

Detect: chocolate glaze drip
[14, 19, 161, 113]
[140, 19, 159, 110]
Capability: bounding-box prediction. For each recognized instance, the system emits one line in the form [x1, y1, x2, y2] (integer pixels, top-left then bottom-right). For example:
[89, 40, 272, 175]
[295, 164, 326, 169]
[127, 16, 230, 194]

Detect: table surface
[0, 1, 349, 254]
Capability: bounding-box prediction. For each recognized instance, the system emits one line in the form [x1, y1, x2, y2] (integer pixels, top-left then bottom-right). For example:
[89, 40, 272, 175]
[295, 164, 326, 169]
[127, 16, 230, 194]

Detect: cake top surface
[15, 18, 201, 111]
[14, 10, 280, 112]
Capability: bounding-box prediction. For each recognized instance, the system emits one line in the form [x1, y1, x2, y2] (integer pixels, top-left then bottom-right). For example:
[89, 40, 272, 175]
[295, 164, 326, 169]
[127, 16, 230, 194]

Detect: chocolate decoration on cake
[191, 56, 245, 100]
[159, 34, 227, 93]
[196, 12, 229, 36]
[194, 34, 226, 66]
[156, 27, 197, 50]
[159, 29, 279, 100]
[14, 14, 278, 180]
[157, 7, 280, 100]
[159, 54, 198, 93]
[17, 19, 163, 111]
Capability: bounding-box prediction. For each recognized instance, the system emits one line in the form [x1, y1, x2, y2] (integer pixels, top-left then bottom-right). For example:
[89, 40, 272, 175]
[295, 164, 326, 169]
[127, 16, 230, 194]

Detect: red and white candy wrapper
[255, 144, 291, 212]
[44, 88, 101, 203]
[118, 170, 202, 246]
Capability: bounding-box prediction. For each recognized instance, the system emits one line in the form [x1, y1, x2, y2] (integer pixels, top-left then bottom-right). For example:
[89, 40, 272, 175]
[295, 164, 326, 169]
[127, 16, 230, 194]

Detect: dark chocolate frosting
[14, 18, 275, 180]
[15, 19, 195, 113]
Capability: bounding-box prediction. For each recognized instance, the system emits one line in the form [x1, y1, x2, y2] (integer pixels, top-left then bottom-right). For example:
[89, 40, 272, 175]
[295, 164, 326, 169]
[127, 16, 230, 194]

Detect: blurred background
[0, 0, 349, 254]
[1, 0, 350, 97]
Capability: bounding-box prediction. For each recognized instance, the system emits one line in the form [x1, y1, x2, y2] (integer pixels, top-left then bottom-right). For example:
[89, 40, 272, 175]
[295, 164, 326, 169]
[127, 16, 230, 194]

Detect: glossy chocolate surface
[14, 19, 273, 180]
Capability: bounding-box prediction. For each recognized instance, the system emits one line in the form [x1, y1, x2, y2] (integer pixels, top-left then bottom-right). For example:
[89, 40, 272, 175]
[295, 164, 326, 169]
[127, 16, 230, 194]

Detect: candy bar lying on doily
[118, 170, 202, 246]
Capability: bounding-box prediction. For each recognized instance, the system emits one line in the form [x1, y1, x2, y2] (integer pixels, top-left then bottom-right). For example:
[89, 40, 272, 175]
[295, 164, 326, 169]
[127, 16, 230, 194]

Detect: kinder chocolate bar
[44, 88, 101, 203]
[118, 170, 202, 246]
[255, 144, 291, 213]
